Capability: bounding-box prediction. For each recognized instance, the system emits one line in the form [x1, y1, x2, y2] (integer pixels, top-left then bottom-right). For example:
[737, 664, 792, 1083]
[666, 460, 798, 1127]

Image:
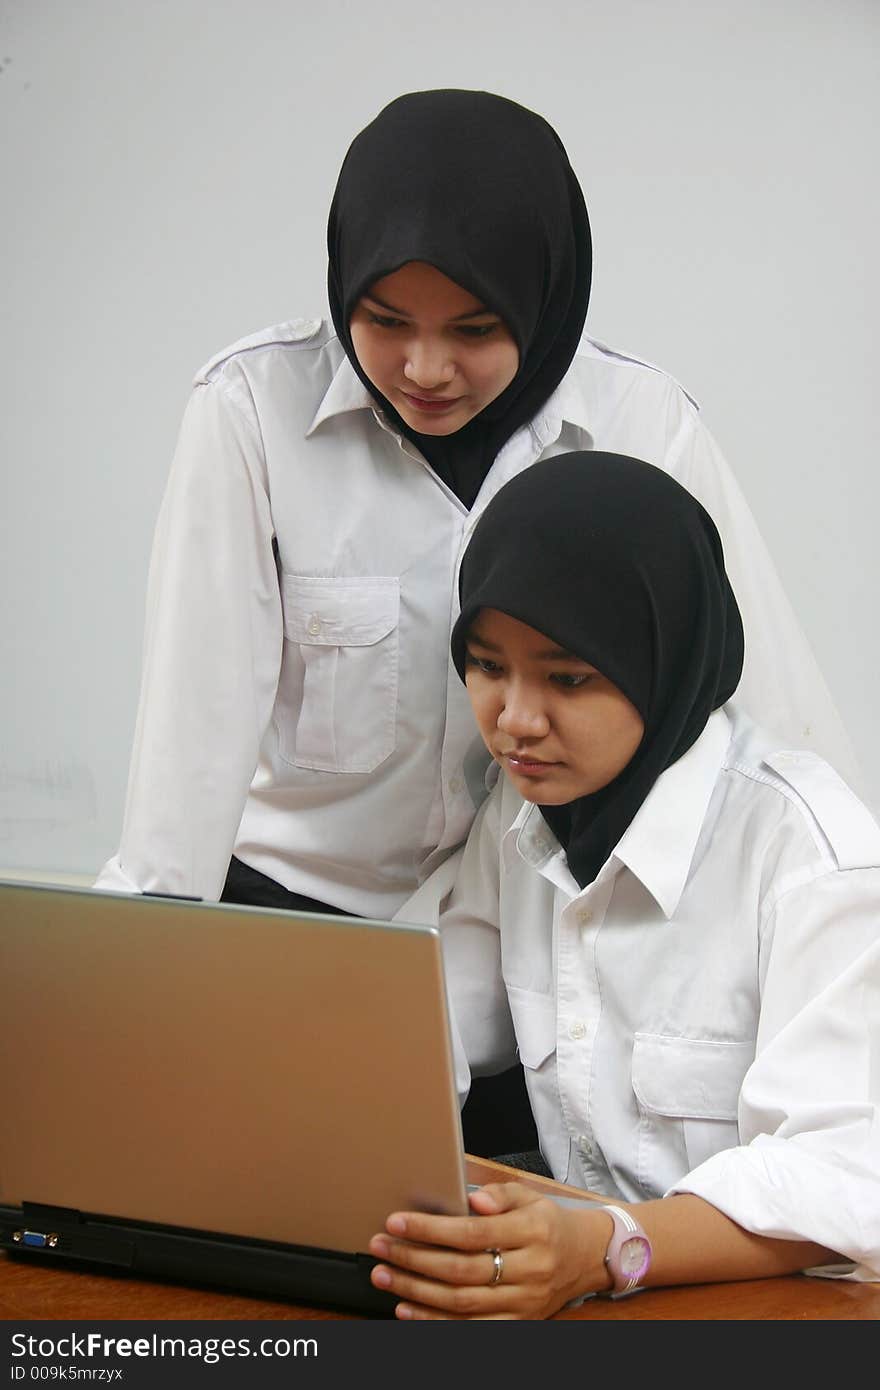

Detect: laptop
[0, 879, 470, 1315]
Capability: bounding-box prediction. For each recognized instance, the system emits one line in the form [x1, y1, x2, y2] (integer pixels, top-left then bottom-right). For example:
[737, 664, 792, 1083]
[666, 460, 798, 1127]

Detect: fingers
[370, 1248, 524, 1319]
[371, 1233, 508, 1290]
[393, 1300, 519, 1322]
[382, 1181, 542, 1252]
[367, 1185, 567, 1319]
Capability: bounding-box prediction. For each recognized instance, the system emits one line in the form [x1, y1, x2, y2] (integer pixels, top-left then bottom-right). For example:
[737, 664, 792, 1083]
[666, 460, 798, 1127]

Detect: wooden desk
[2, 1158, 877, 1321]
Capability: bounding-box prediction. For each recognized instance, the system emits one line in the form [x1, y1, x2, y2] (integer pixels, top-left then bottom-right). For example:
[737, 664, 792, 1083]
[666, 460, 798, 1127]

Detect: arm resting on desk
[366, 1181, 841, 1320]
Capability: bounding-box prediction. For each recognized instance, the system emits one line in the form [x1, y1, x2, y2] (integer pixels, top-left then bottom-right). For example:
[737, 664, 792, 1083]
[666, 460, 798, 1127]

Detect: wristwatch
[598, 1204, 652, 1297]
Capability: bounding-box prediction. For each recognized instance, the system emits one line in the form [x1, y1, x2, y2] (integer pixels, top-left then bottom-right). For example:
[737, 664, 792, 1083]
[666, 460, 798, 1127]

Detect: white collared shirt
[95, 321, 864, 912]
[413, 705, 880, 1279]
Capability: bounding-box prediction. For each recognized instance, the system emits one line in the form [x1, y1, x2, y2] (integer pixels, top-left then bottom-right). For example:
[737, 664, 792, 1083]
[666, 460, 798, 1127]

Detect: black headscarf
[327, 89, 591, 509]
[450, 453, 745, 888]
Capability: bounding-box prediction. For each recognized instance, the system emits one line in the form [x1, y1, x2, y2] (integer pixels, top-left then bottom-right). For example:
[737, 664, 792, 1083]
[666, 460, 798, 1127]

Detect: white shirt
[95, 321, 863, 913]
[402, 705, 880, 1280]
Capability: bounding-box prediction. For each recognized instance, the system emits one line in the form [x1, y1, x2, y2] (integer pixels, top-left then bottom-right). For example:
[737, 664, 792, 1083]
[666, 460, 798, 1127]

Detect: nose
[496, 682, 550, 740]
[403, 337, 456, 390]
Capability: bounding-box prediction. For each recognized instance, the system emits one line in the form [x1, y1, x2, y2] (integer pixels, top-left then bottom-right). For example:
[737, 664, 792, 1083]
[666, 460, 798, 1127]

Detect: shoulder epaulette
[763, 750, 880, 870]
[577, 333, 700, 410]
[194, 317, 325, 385]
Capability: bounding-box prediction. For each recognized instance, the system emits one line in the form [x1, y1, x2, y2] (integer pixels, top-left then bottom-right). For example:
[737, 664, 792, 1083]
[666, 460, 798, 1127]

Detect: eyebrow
[467, 632, 591, 663]
[363, 292, 497, 322]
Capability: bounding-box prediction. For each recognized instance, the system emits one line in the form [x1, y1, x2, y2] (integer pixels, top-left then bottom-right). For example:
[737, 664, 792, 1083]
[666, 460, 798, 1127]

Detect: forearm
[368, 1181, 843, 1319]
[576, 1193, 840, 1295]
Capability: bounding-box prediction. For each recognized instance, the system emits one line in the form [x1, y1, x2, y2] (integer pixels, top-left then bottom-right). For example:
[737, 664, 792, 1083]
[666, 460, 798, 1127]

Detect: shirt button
[577, 907, 593, 926]
[448, 775, 463, 795]
[569, 1020, 586, 1041]
[578, 1134, 593, 1158]
[307, 614, 322, 637]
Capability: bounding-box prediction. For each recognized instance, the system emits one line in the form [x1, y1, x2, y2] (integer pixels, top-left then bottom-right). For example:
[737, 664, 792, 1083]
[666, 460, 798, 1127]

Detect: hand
[368, 1181, 609, 1320]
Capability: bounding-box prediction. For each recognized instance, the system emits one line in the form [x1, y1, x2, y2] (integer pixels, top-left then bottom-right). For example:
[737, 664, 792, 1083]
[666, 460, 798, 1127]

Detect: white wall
[2, 0, 877, 878]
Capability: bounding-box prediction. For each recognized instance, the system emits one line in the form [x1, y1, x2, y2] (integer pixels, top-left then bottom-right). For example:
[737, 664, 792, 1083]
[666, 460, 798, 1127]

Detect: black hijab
[450, 453, 745, 888]
[327, 89, 591, 509]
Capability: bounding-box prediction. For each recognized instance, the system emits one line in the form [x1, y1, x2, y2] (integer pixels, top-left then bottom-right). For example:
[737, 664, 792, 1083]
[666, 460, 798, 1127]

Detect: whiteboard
[2, 0, 877, 879]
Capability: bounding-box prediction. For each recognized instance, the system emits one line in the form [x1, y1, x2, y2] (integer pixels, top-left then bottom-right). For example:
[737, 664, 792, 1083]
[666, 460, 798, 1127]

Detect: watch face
[620, 1236, 651, 1278]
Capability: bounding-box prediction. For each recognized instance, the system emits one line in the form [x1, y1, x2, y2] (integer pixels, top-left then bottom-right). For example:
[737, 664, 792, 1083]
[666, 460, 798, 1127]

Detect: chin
[405, 414, 470, 436]
[508, 777, 567, 805]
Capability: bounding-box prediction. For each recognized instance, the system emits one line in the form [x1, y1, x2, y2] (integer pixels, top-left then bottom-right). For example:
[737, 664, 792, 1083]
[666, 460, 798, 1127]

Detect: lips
[400, 391, 462, 413]
[504, 752, 560, 775]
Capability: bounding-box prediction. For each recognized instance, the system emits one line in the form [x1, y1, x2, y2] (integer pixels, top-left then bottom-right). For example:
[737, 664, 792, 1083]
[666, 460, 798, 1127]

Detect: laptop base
[0, 1202, 398, 1317]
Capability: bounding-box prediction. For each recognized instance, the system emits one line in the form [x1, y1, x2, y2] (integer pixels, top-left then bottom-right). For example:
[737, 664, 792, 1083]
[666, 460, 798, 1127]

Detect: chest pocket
[506, 986, 569, 1182]
[278, 574, 400, 773]
[631, 1032, 754, 1196]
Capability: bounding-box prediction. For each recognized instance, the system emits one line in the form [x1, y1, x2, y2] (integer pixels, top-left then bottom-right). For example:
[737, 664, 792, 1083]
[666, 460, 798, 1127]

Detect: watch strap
[597, 1203, 652, 1298]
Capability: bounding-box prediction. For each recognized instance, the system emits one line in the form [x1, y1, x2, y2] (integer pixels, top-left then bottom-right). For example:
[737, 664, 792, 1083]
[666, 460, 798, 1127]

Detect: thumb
[468, 1181, 542, 1216]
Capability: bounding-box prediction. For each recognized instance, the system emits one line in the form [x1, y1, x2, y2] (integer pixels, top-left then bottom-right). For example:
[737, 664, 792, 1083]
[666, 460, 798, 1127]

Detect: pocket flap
[631, 1032, 753, 1121]
[506, 986, 557, 1070]
[281, 574, 399, 646]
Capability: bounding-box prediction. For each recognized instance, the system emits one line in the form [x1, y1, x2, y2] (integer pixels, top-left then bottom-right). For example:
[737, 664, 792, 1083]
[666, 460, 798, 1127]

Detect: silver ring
[488, 1248, 504, 1286]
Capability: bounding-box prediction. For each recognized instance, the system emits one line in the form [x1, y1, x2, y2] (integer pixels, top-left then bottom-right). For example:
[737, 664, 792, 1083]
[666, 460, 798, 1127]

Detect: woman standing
[94, 91, 860, 1151]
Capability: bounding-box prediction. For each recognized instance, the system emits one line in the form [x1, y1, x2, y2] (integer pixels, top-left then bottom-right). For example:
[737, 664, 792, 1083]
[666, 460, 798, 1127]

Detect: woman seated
[368, 451, 880, 1318]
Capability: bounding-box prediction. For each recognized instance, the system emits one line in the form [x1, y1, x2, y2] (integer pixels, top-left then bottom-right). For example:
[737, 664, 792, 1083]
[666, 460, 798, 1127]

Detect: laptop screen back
[0, 881, 468, 1255]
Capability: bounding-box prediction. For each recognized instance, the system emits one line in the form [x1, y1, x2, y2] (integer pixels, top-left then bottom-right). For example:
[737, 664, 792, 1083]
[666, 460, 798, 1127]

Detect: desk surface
[2, 1158, 877, 1321]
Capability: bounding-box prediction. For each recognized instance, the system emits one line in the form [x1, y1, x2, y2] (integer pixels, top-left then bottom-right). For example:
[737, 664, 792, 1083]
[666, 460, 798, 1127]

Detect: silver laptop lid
[0, 881, 468, 1254]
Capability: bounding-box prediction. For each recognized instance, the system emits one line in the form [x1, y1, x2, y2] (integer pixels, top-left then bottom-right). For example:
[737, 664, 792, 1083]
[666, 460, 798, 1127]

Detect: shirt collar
[306, 352, 376, 435]
[612, 708, 732, 917]
[532, 371, 587, 439]
[508, 370, 591, 457]
[505, 708, 733, 916]
[305, 343, 595, 441]
[503, 799, 579, 897]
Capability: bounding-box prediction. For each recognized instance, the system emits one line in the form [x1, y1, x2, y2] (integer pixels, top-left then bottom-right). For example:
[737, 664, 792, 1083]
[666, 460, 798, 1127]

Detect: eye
[455, 322, 500, 339]
[366, 311, 407, 329]
[550, 672, 594, 688]
[465, 652, 503, 675]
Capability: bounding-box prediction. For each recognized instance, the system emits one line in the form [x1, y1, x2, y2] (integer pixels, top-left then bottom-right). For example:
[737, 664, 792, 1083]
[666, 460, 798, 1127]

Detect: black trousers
[221, 856, 539, 1159]
[221, 855, 349, 915]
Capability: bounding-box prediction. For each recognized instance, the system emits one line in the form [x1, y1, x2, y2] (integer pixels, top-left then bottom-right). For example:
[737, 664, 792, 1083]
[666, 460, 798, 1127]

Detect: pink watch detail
[598, 1204, 652, 1297]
